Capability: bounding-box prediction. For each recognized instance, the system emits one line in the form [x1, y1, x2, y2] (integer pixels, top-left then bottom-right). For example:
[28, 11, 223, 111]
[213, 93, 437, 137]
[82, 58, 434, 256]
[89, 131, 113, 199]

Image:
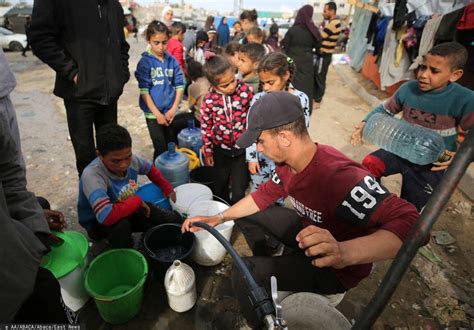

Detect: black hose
[353, 129, 474, 329]
[193, 221, 259, 289]
[192, 221, 275, 320]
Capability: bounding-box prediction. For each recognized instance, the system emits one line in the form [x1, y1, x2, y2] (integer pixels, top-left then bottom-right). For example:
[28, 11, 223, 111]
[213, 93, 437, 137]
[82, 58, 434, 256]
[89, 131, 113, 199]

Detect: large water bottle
[155, 143, 190, 187]
[177, 119, 203, 155]
[363, 113, 445, 165]
[164, 260, 196, 313]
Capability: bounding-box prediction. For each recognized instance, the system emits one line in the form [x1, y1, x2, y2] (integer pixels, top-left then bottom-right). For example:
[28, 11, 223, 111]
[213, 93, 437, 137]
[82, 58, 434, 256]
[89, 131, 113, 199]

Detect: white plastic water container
[170, 183, 213, 217]
[164, 260, 197, 312]
[188, 200, 234, 266]
[58, 258, 90, 312]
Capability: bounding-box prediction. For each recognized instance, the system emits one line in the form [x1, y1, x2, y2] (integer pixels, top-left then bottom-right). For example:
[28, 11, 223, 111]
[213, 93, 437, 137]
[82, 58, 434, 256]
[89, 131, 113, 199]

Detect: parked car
[0, 26, 27, 51]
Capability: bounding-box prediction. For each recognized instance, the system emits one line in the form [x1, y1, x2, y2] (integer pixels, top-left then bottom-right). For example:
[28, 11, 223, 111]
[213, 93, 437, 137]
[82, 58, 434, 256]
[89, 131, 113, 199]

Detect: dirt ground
[6, 40, 473, 329]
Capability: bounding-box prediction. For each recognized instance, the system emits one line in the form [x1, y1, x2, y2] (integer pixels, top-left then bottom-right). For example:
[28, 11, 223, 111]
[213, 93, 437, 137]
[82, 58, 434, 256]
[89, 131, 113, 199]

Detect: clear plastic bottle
[155, 142, 190, 187]
[177, 119, 203, 155]
[363, 113, 445, 165]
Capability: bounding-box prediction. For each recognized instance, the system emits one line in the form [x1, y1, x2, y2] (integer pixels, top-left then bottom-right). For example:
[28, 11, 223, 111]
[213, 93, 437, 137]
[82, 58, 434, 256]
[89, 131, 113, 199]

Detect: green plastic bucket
[84, 249, 148, 324]
[41, 231, 88, 278]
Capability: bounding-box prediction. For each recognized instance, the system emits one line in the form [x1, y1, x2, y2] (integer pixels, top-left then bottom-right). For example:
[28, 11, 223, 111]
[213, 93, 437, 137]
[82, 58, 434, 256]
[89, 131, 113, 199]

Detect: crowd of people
[1, 0, 473, 327]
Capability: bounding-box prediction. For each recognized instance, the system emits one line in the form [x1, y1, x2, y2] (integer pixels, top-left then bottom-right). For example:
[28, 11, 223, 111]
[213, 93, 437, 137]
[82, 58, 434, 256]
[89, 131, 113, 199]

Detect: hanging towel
[379, 20, 414, 90]
[409, 15, 443, 70]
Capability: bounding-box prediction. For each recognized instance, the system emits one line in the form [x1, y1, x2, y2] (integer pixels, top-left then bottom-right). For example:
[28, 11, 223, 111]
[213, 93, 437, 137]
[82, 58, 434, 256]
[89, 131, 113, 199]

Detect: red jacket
[167, 38, 186, 75]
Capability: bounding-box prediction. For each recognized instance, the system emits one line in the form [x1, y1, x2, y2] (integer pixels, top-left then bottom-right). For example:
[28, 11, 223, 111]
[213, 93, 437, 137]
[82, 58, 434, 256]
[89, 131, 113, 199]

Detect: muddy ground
[6, 40, 473, 329]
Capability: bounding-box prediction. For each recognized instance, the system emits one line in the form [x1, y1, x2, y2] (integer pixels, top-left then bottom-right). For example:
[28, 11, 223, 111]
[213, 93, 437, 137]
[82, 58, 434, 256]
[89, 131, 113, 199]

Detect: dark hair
[427, 42, 468, 71]
[240, 43, 266, 64]
[204, 15, 215, 31]
[240, 9, 258, 22]
[325, 2, 337, 12]
[204, 55, 233, 86]
[171, 21, 186, 36]
[269, 23, 279, 35]
[240, 44, 266, 84]
[247, 26, 265, 43]
[268, 117, 308, 138]
[196, 30, 209, 44]
[187, 60, 205, 81]
[224, 41, 241, 56]
[258, 52, 296, 91]
[233, 21, 241, 27]
[96, 124, 132, 155]
[144, 20, 169, 40]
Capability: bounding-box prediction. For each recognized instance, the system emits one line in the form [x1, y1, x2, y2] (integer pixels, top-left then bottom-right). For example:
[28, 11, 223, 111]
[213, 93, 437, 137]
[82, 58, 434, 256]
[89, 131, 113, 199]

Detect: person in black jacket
[28, 0, 130, 176]
[281, 5, 321, 115]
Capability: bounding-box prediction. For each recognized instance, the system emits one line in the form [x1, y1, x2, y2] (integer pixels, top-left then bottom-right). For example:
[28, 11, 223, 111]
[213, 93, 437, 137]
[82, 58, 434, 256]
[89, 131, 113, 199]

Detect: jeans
[64, 99, 117, 176]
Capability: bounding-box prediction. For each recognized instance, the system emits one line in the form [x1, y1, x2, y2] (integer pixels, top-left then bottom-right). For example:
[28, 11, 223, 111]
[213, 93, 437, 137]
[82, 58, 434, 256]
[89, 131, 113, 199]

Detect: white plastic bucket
[170, 183, 213, 216]
[58, 256, 90, 312]
[188, 200, 234, 266]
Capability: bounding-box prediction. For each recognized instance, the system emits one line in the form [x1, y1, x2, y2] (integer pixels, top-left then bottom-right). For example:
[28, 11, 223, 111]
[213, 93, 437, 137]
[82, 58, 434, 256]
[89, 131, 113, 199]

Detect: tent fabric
[361, 52, 405, 96]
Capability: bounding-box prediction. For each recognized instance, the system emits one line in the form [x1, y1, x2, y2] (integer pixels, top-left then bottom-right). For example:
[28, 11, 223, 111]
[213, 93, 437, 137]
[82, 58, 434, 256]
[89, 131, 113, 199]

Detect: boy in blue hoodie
[135, 20, 185, 160]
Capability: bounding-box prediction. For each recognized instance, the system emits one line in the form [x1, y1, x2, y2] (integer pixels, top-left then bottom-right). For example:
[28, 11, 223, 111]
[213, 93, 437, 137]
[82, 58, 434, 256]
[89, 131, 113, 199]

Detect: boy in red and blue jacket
[78, 124, 181, 248]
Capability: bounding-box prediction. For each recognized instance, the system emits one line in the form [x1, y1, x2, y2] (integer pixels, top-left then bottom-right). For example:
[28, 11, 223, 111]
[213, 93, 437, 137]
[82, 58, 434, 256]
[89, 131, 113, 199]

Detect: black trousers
[314, 53, 332, 103]
[64, 99, 117, 176]
[146, 113, 200, 160]
[14, 268, 77, 324]
[146, 118, 173, 161]
[87, 203, 182, 248]
[233, 206, 346, 328]
[213, 147, 249, 205]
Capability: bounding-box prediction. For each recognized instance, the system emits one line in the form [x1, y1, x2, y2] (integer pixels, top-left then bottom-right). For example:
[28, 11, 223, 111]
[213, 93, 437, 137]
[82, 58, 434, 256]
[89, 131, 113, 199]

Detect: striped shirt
[320, 18, 342, 54]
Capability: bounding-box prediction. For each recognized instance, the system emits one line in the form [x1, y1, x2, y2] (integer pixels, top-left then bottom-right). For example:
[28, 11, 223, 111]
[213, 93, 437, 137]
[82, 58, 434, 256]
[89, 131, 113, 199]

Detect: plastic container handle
[95, 297, 115, 302]
[148, 250, 156, 258]
[212, 195, 230, 206]
[165, 267, 176, 288]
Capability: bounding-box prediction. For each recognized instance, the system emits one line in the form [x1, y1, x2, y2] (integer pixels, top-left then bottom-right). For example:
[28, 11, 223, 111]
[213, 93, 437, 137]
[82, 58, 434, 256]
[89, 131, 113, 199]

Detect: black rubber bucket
[143, 224, 195, 266]
[190, 166, 216, 193]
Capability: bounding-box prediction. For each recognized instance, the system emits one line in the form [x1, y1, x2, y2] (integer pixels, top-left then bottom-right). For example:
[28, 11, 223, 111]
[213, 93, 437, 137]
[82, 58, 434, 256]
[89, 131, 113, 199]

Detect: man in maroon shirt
[182, 92, 419, 327]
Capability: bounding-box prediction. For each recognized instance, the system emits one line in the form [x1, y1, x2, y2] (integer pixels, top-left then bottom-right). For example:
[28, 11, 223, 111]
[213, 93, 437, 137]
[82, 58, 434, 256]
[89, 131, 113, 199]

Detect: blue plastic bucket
[135, 183, 171, 209]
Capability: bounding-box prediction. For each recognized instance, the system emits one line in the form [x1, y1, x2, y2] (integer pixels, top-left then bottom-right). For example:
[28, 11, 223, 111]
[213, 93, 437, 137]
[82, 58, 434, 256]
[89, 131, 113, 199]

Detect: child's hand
[204, 154, 214, 166]
[431, 150, 455, 172]
[351, 122, 365, 146]
[44, 209, 66, 232]
[141, 201, 151, 218]
[167, 191, 177, 203]
[248, 162, 260, 175]
[156, 113, 169, 126]
[165, 108, 176, 124]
